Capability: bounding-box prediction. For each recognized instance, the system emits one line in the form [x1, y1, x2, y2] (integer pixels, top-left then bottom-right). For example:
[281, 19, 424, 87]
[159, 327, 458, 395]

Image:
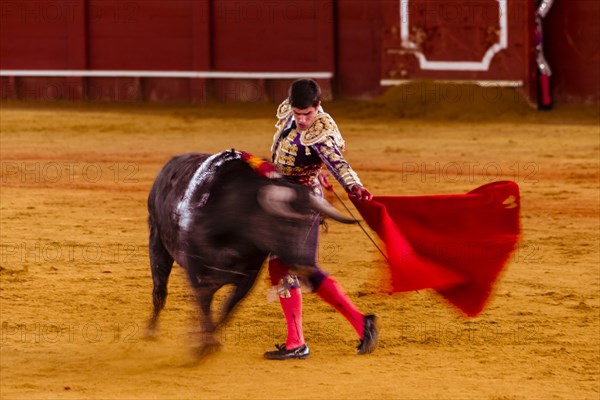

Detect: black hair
[288, 79, 321, 109]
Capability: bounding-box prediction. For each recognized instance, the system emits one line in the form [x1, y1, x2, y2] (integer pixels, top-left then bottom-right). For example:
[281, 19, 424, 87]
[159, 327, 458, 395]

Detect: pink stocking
[279, 288, 304, 349]
[316, 276, 364, 337]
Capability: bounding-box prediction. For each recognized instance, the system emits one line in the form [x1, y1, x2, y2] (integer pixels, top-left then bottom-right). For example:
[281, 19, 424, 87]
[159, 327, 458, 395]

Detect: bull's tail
[146, 220, 174, 338]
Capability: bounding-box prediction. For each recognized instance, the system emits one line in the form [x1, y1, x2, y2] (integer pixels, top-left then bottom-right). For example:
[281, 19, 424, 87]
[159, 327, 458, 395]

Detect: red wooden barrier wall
[0, 0, 336, 102]
[0, 0, 598, 103]
[380, 0, 535, 82]
[544, 0, 600, 103]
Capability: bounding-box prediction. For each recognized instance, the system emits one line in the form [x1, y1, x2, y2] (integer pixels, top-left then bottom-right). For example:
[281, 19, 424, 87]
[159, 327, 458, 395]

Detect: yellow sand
[0, 98, 598, 399]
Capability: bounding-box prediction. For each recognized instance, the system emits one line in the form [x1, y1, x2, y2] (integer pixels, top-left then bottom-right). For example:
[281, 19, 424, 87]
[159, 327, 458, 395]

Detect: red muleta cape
[351, 181, 521, 317]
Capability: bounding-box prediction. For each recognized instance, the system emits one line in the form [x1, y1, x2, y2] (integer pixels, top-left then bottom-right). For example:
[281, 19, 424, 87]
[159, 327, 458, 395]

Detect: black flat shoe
[264, 343, 310, 360]
[357, 314, 379, 355]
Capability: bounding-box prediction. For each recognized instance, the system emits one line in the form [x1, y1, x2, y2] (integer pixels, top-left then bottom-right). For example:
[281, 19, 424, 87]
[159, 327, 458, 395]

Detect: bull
[146, 150, 354, 357]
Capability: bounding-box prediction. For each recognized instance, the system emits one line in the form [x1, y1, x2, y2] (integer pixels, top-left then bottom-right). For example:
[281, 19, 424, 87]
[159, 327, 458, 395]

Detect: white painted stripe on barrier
[380, 79, 524, 87]
[399, 0, 508, 71]
[0, 70, 333, 79]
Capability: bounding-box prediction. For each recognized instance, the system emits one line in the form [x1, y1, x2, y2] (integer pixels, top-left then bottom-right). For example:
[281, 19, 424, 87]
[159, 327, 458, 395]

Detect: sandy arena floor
[0, 98, 599, 399]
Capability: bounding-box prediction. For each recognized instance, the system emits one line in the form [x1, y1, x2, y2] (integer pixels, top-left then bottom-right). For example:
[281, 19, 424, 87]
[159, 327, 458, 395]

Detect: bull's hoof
[144, 329, 159, 341]
[144, 323, 160, 340]
[191, 342, 222, 359]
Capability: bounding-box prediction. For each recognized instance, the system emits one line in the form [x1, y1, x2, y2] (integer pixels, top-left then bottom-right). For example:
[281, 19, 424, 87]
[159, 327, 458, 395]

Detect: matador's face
[292, 102, 320, 131]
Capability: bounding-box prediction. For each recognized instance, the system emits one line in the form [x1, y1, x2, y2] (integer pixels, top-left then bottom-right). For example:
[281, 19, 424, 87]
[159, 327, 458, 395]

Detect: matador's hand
[348, 184, 373, 201]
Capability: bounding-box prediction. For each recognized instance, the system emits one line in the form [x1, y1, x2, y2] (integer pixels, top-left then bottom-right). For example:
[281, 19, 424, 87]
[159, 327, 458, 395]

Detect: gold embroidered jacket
[271, 99, 362, 195]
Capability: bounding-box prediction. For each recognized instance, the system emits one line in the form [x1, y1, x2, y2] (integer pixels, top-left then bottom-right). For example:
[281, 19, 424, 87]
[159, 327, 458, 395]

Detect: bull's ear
[257, 185, 309, 220]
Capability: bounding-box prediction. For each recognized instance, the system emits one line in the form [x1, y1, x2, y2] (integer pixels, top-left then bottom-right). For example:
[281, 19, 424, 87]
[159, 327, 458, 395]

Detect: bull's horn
[308, 195, 356, 224]
[258, 185, 307, 220]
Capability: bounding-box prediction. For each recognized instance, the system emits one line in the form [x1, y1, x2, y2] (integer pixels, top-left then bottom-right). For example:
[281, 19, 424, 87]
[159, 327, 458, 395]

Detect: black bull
[146, 151, 354, 356]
